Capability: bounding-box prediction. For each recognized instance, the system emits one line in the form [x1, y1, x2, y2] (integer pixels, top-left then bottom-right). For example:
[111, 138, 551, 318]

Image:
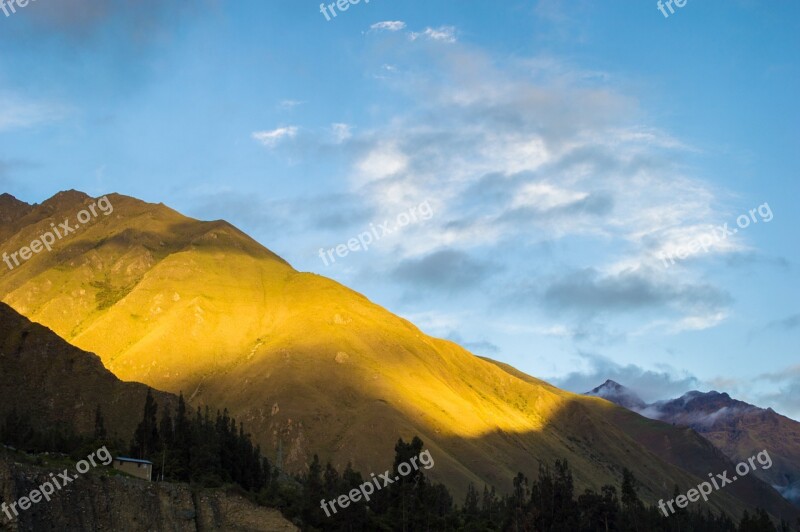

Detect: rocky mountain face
[0, 453, 296, 531]
[0, 194, 34, 243]
[1, 191, 799, 522]
[586, 380, 800, 506]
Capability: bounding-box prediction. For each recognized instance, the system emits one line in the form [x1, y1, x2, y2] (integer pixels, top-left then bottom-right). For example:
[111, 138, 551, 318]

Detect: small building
[112, 457, 153, 481]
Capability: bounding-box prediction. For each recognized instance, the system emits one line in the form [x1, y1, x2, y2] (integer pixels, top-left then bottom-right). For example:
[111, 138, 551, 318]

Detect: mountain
[0, 192, 35, 242]
[1, 191, 798, 521]
[586, 379, 647, 410]
[586, 382, 800, 506]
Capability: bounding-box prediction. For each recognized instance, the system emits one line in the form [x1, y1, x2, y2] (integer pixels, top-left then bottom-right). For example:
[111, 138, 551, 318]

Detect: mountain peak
[0, 192, 32, 209]
[673, 390, 736, 408]
[586, 379, 646, 409]
[587, 379, 626, 394]
[0, 192, 35, 236]
[40, 189, 92, 211]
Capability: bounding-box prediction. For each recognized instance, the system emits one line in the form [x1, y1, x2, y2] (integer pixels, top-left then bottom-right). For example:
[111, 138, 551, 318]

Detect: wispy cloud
[410, 26, 457, 43]
[252, 126, 298, 148]
[0, 94, 69, 132]
[370, 21, 406, 32]
[323, 38, 744, 333]
[765, 313, 800, 332]
[331, 123, 352, 144]
[278, 99, 304, 110]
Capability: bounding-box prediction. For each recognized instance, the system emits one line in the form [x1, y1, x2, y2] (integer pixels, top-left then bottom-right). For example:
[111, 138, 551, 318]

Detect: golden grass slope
[1, 191, 797, 521]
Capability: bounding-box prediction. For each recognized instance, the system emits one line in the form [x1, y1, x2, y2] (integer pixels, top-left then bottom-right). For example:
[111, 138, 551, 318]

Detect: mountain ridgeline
[1, 190, 799, 527]
[587, 380, 800, 508]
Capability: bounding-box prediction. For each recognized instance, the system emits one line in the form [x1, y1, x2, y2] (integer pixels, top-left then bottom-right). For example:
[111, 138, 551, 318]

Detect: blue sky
[1, 0, 798, 417]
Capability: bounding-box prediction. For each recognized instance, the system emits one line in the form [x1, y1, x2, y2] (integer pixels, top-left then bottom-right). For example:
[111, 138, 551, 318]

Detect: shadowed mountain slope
[0, 301, 176, 440]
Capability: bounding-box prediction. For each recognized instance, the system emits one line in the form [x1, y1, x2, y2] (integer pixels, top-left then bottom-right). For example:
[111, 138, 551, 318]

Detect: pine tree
[302, 454, 325, 528]
[621, 468, 644, 532]
[464, 483, 479, 519]
[131, 389, 160, 459]
[481, 484, 498, 526]
[389, 437, 426, 531]
[172, 392, 191, 480]
[341, 462, 368, 528]
[512, 471, 529, 531]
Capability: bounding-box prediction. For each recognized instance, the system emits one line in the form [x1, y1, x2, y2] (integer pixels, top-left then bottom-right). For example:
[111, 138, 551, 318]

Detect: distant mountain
[2, 190, 798, 522]
[586, 379, 647, 410]
[586, 381, 800, 506]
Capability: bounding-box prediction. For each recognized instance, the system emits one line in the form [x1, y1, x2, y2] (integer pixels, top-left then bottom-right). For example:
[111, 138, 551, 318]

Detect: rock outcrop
[0, 454, 296, 531]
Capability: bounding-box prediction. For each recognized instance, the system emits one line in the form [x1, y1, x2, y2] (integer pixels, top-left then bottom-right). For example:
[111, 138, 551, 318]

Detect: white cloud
[331, 123, 352, 144]
[252, 126, 298, 148]
[355, 143, 408, 182]
[672, 311, 729, 332]
[370, 21, 406, 32]
[410, 26, 457, 43]
[345, 65, 694, 252]
[317, 39, 745, 335]
[511, 182, 585, 211]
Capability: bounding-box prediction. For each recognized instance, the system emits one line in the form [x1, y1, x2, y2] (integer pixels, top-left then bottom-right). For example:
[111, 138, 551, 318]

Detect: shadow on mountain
[1, 300, 798, 525]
